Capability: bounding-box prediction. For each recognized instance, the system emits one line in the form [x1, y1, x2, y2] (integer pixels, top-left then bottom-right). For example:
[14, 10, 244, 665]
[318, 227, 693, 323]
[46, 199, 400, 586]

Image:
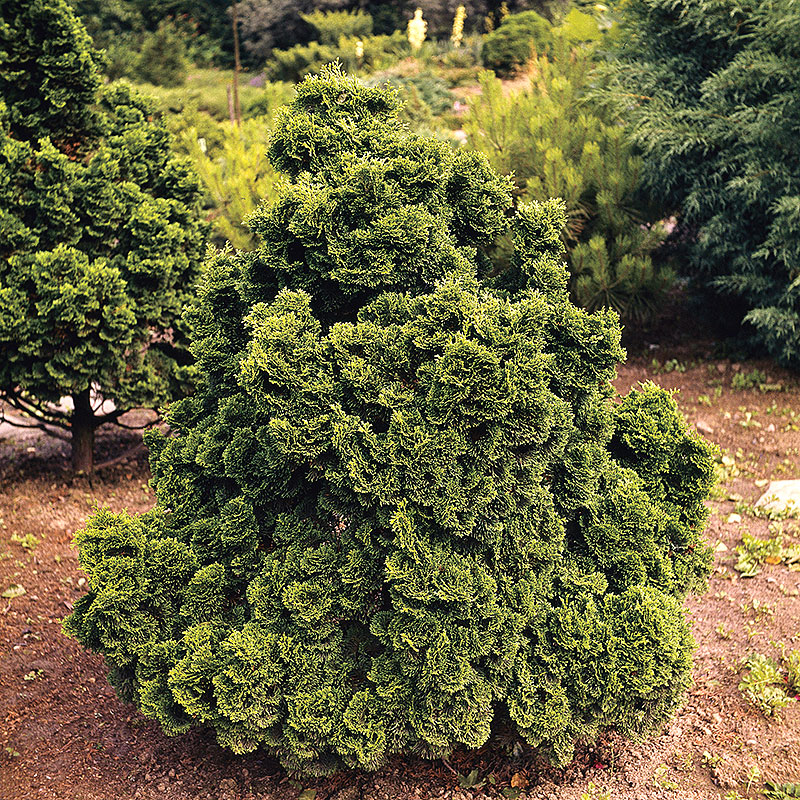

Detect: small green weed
[738, 409, 761, 429]
[738, 654, 793, 716]
[733, 499, 798, 522]
[731, 369, 782, 392]
[710, 452, 739, 500]
[650, 358, 688, 374]
[763, 781, 800, 799]
[735, 527, 800, 576]
[653, 762, 679, 790]
[458, 768, 485, 789]
[746, 764, 762, 794]
[581, 782, 611, 800]
[776, 644, 800, 694]
[10, 533, 38, 551]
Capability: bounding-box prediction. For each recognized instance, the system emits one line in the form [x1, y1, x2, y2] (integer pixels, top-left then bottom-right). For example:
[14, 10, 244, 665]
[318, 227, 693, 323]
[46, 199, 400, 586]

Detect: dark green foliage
[301, 9, 373, 45]
[0, 0, 101, 141]
[0, 0, 207, 470]
[481, 10, 552, 76]
[66, 68, 715, 773]
[265, 12, 409, 84]
[135, 19, 189, 87]
[609, 0, 800, 365]
[364, 70, 454, 135]
[69, 0, 233, 73]
[379, 71, 453, 115]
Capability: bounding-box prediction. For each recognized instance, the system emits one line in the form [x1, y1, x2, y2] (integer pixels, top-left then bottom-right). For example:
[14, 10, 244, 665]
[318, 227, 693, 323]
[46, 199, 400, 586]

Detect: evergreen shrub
[465, 43, 672, 322]
[66, 67, 715, 774]
[301, 9, 374, 45]
[0, 0, 207, 471]
[266, 11, 408, 83]
[481, 10, 552, 76]
[609, 0, 800, 364]
[134, 19, 190, 87]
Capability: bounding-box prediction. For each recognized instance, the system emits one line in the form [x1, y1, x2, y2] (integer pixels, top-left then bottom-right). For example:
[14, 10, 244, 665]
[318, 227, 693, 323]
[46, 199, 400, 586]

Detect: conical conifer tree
[0, 0, 207, 471]
[66, 68, 715, 774]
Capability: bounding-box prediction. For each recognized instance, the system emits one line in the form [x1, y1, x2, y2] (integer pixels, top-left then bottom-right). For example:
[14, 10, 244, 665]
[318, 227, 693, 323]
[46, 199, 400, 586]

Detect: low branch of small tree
[93, 441, 148, 471]
[3, 391, 71, 429]
[0, 407, 72, 443]
[93, 408, 160, 430]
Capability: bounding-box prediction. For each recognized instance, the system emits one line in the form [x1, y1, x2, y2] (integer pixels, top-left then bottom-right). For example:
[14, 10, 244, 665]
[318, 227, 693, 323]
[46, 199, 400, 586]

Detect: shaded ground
[2, 343, 800, 800]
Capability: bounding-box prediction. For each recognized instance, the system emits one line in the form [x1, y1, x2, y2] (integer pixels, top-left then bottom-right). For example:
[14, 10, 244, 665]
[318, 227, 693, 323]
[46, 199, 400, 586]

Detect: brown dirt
[2, 344, 799, 800]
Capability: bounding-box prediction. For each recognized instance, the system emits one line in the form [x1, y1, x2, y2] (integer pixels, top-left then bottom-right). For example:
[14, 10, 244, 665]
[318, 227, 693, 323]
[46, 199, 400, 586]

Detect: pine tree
[0, 0, 207, 472]
[464, 42, 672, 322]
[66, 68, 715, 774]
[608, 0, 800, 364]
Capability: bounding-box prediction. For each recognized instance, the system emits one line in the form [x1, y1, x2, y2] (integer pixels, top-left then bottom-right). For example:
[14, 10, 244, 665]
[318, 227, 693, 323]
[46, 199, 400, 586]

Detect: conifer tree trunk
[71, 387, 95, 474]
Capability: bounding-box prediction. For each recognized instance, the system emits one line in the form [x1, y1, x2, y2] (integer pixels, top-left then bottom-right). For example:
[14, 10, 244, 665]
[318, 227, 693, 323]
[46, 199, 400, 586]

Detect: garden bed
[1, 344, 799, 800]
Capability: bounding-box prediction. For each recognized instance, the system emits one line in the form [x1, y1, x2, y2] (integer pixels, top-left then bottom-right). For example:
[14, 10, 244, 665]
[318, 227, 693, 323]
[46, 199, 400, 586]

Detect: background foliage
[608, 0, 800, 364]
[465, 39, 672, 322]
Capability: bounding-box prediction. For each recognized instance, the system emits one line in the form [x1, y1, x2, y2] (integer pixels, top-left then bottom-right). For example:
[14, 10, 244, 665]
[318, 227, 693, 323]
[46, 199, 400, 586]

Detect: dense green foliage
[134, 19, 190, 87]
[70, 0, 231, 78]
[0, 0, 207, 470]
[481, 10, 552, 75]
[1, 0, 101, 141]
[610, 0, 800, 363]
[302, 9, 374, 44]
[465, 44, 672, 321]
[67, 68, 714, 773]
[266, 12, 409, 83]
[364, 70, 454, 135]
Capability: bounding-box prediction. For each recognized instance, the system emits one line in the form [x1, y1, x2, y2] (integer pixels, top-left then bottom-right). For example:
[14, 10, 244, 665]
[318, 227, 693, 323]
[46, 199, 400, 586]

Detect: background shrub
[66, 68, 715, 774]
[301, 9, 374, 44]
[0, 0, 207, 471]
[481, 10, 552, 76]
[178, 116, 281, 250]
[266, 14, 409, 84]
[135, 19, 190, 87]
[465, 43, 672, 322]
[608, 0, 800, 364]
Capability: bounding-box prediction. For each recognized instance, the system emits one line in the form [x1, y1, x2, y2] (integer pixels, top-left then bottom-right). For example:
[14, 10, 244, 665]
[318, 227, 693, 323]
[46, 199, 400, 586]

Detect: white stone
[755, 480, 800, 517]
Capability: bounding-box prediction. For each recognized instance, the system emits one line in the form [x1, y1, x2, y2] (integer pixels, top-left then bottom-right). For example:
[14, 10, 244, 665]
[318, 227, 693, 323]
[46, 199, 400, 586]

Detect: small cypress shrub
[0, 0, 207, 471]
[66, 67, 715, 775]
[481, 10, 552, 76]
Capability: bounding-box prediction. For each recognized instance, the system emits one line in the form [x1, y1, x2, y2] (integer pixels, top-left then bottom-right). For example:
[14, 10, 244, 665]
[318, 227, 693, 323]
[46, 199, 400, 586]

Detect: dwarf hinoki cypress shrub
[66, 68, 715, 775]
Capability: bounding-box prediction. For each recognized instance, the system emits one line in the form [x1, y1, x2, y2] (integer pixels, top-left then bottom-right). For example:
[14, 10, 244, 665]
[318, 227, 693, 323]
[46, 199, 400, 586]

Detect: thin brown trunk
[227, 84, 235, 126]
[71, 387, 94, 474]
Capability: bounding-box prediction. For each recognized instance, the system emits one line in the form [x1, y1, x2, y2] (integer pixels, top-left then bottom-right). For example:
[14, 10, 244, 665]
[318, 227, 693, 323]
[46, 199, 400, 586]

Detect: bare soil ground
[1, 341, 799, 800]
